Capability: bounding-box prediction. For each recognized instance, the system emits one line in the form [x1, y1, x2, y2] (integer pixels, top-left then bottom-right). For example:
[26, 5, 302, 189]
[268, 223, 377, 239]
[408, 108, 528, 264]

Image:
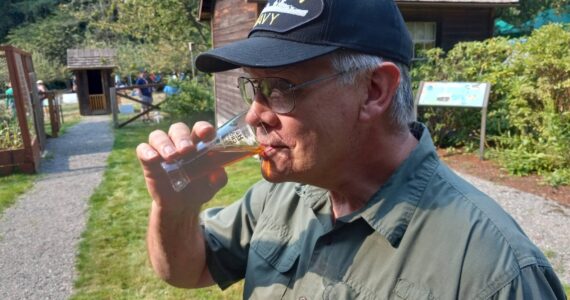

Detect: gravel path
[0, 115, 113, 300]
[0, 116, 568, 300]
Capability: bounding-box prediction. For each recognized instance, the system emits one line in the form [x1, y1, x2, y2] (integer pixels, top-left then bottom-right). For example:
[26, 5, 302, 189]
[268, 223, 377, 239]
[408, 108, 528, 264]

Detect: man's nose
[245, 95, 279, 129]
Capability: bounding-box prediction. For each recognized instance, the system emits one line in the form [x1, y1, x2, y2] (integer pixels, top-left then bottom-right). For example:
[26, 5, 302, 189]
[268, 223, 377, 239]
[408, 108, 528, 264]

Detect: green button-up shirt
[202, 123, 566, 299]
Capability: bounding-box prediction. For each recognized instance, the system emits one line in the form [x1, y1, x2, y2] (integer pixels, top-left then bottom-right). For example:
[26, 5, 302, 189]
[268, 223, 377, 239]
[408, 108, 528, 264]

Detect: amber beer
[181, 144, 264, 180]
[161, 111, 261, 191]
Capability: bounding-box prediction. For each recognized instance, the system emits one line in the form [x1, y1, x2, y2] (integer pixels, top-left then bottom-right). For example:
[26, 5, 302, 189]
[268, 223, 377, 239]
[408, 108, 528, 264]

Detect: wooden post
[110, 87, 118, 128]
[479, 83, 491, 160]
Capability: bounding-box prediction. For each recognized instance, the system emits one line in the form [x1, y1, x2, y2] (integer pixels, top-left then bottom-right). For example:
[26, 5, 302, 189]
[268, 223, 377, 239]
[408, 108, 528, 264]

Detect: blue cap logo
[253, 0, 324, 33]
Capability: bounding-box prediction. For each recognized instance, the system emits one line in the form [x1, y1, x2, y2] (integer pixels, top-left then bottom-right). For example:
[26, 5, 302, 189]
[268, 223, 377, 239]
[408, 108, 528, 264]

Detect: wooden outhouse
[67, 48, 117, 116]
[198, 0, 518, 125]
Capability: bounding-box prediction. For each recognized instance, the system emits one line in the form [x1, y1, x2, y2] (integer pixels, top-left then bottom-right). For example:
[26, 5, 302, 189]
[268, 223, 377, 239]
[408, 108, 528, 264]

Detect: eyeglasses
[237, 71, 347, 114]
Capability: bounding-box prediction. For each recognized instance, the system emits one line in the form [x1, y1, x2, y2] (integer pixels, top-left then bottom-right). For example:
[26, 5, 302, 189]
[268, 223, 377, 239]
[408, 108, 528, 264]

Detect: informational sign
[414, 81, 492, 160]
[417, 82, 490, 108]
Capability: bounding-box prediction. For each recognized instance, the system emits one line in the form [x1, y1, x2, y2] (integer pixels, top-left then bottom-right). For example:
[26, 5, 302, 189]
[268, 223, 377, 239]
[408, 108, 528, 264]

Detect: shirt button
[299, 297, 307, 300]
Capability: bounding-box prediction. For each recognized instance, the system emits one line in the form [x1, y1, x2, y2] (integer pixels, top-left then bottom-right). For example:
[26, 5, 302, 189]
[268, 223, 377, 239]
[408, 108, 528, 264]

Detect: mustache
[250, 112, 287, 146]
[255, 127, 287, 147]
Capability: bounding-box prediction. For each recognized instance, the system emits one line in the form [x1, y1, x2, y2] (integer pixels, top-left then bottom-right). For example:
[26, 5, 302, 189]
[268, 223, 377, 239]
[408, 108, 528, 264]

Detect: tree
[496, 0, 569, 26]
[72, 0, 211, 76]
[7, 9, 84, 65]
[0, 0, 66, 42]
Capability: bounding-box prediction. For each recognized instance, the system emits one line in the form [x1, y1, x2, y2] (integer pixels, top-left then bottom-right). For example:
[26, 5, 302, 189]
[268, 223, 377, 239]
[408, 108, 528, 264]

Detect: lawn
[71, 117, 260, 299]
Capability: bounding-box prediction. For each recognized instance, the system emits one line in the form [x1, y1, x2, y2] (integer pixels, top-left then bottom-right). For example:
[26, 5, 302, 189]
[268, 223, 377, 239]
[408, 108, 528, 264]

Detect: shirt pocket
[247, 225, 301, 299]
[251, 224, 300, 273]
[392, 278, 438, 300]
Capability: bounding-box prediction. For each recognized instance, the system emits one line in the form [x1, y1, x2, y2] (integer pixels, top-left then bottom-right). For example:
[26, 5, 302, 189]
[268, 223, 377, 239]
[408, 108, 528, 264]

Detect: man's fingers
[148, 129, 179, 161]
[190, 121, 217, 145]
[136, 143, 163, 172]
[167, 122, 194, 156]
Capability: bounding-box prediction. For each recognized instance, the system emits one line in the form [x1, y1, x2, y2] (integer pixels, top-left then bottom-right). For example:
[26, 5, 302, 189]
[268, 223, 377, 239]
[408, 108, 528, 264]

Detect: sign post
[414, 81, 491, 160]
[188, 42, 196, 80]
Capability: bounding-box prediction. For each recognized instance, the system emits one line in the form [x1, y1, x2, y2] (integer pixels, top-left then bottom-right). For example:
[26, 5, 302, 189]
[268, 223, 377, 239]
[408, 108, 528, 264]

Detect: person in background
[135, 69, 153, 122]
[36, 80, 49, 115]
[5, 82, 15, 116]
[136, 0, 566, 298]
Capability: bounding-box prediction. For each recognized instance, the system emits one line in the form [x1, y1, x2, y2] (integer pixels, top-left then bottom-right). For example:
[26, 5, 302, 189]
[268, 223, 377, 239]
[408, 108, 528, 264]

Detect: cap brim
[195, 37, 338, 73]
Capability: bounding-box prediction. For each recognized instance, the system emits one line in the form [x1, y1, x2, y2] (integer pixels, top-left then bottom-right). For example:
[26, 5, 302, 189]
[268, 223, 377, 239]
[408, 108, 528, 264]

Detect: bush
[412, 37, 514, 147]
[412, 24, 569, 185]
[161, 78, 215, 119]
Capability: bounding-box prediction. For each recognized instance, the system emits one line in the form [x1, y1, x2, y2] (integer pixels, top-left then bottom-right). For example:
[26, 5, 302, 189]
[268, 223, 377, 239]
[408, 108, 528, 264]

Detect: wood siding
[211, 0, 261, 126]
[400, 7, 494, 51]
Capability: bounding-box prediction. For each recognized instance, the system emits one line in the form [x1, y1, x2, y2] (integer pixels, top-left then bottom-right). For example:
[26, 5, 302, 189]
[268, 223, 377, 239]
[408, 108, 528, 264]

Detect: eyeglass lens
[239, 77, 295, 114]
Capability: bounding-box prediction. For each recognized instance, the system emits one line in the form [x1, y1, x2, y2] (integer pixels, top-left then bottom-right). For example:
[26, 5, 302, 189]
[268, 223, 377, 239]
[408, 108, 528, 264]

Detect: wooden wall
[75, 69, 114, 116]
[211, 0, 261, 126]
[399, 6, 495, 51]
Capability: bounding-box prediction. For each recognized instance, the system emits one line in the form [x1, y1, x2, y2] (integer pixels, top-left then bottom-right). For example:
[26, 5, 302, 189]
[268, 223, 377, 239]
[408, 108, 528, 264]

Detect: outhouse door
[87, 70, 107, 114]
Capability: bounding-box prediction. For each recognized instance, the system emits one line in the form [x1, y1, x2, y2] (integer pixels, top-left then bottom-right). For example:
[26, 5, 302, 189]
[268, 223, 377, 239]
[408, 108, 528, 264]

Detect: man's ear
[359, 62, 400, 121]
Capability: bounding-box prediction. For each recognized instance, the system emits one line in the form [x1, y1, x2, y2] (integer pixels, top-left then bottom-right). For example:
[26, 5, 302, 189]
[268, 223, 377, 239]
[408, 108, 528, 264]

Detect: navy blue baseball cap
[195, 0, 413, 73]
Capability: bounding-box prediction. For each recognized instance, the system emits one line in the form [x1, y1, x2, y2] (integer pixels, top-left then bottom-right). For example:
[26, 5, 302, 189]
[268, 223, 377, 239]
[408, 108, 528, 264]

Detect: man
[135, 69, 153, 122]
[136, 0, 566, 298]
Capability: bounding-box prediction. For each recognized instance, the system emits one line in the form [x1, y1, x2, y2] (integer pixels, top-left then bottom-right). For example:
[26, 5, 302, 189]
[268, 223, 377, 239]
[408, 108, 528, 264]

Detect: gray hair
[328, 50, 414, 130]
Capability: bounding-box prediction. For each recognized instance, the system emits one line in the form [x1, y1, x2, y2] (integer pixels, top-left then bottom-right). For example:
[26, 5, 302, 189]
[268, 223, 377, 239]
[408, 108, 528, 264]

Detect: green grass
[0, 173, 36, 216]
[71, 118, 260, 299]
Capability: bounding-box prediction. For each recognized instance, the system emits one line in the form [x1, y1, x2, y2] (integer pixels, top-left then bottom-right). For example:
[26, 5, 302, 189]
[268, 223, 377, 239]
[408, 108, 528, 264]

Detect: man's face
[245, 56, 364, 186]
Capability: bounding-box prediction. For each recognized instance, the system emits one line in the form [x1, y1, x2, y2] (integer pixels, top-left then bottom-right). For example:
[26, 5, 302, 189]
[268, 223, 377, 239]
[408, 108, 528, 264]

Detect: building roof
[396, 0, 518, 6]
[198, 0, 519, 20]
[67, 48, 117, 70]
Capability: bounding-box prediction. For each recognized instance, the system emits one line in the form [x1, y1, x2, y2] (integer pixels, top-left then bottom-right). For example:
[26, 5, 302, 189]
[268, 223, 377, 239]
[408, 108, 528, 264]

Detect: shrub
[412, 24, 569, 185]
[412, 37, 514, 148]
[161, 77, 215, 120]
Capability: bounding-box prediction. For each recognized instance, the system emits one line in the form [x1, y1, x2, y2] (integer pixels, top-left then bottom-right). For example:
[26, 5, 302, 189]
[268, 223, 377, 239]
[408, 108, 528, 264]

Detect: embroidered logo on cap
[252, 0, 324, 33]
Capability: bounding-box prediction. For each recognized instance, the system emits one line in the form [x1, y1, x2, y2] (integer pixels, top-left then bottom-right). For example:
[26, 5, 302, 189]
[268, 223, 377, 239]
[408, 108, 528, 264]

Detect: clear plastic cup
[161, 111, 262, 192]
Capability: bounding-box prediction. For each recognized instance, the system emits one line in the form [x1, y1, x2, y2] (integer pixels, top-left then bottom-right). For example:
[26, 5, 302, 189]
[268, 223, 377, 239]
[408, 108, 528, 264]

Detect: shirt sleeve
[201, 180, 275, 290]
[488, 264, 567, 300]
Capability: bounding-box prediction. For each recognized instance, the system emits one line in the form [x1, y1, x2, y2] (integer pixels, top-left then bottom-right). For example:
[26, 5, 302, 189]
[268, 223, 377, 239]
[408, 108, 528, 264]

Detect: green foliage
[161, 78, 215, 119]
[413, 25, 570, 185]
[0, 111, 23, 150]
[72, 0, 210, 76]
[2, 0, 211, 83]
[0, 0, 65, 42]
[7, 9, 84, 65]
[412, 37, 513, 147]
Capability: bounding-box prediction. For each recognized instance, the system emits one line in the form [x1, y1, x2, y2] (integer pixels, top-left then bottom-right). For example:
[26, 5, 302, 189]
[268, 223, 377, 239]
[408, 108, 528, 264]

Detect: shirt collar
[356, 123, 440, 248]
[296, 123, 440, 248]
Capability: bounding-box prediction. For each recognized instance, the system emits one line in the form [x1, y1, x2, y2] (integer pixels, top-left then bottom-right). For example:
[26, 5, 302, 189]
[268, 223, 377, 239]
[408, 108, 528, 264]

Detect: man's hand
[137, 121, 222, 288]
[136, 121, 229, 212]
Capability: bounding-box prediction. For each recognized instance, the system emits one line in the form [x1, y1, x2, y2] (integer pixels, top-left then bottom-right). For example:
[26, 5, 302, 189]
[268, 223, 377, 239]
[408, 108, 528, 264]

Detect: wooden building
[198, 0, 518, 125]
[67, 48, 117, 116]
